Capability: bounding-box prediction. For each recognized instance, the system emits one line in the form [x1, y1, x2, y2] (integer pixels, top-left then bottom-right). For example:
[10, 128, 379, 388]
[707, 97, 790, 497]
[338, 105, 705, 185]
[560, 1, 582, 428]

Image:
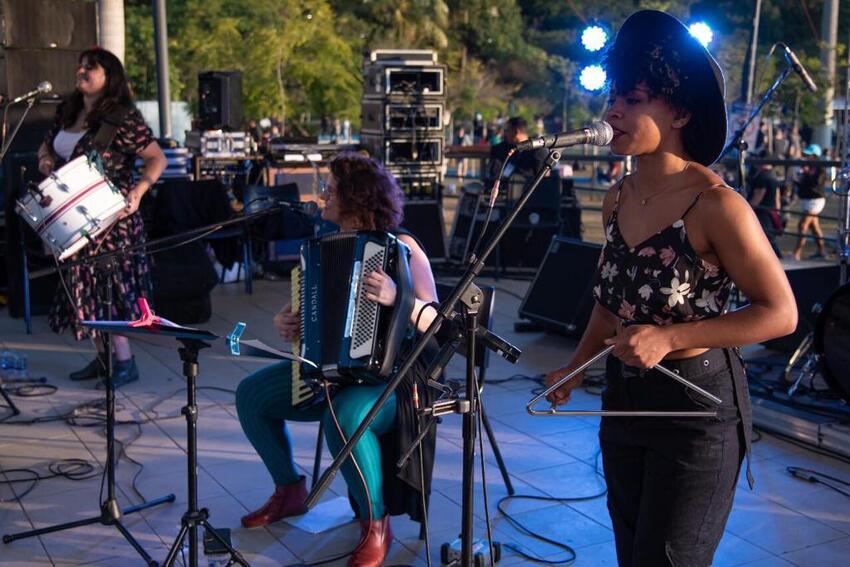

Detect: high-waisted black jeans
[600, 348, 751, 567]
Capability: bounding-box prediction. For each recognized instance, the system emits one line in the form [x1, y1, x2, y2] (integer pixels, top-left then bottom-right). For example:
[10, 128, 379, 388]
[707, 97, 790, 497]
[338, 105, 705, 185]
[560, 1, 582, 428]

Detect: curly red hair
[329, 153, 404, 231]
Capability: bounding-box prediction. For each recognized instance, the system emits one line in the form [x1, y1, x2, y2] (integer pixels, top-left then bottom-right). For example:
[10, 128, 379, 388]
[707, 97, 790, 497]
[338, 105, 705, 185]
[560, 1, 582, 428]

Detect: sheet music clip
[225, 322, 318, 368]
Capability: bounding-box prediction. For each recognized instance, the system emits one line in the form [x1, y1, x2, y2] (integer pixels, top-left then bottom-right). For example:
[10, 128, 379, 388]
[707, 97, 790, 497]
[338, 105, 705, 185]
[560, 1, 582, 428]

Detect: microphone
[277, 199, 320, 216]
[246, 197, 320, 217]
[780, 44, 817, 93]
[515, 121, 613, 151]
[9, 81, 53, 105]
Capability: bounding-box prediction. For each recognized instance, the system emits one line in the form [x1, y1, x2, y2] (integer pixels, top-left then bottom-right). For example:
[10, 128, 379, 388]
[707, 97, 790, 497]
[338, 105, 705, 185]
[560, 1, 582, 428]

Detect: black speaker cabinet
[763, 263, 841, 352]
[401, 200, 446, 260]
[518, 237, 602, 337]
[198, 71, 243, 131]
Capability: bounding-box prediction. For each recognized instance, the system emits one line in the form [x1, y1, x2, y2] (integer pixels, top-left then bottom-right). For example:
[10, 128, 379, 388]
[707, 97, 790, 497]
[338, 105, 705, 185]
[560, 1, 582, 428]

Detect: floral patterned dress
[593, 180, 734, 325]
[43, 104, 155, 340]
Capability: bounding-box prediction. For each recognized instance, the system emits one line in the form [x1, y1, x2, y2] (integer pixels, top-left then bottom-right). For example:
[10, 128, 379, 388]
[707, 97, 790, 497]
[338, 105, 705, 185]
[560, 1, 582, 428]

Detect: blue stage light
[688, 21, 713, 47]
[581, 25, 608, 52]
[579, 64, 607, 91]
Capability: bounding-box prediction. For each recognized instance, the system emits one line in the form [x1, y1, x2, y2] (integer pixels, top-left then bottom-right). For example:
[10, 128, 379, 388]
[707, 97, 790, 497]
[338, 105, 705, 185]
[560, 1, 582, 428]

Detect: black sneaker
[69, 357, 106, 381]
[96, 357, 139, 389]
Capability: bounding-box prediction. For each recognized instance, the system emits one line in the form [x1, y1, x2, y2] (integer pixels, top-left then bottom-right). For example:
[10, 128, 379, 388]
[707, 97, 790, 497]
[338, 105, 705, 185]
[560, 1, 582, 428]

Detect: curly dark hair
[604, 28, 720, 163]
[61, 47, 134, 130]
[329, 153, 404, 231]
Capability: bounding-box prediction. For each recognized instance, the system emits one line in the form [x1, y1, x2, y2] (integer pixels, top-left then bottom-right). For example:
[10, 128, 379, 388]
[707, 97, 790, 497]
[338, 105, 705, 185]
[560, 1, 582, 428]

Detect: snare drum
[15, 154, 127, 261]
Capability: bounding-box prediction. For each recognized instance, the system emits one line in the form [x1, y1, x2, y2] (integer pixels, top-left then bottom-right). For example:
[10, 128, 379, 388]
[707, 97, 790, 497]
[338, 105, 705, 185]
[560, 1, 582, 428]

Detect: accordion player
[290, 230, 415, 406]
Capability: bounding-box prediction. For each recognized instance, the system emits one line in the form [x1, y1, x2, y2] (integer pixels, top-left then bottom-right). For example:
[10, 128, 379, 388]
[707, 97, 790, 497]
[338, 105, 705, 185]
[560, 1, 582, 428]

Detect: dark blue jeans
[600, 348, 750, 567]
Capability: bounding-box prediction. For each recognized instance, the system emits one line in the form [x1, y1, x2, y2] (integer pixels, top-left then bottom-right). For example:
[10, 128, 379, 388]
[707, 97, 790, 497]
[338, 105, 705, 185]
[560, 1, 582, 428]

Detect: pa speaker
[401, 200, 446, 260]
[198, 71, 243, 131]
[763, 263, 841, 352]
[518, 236, 602, 337]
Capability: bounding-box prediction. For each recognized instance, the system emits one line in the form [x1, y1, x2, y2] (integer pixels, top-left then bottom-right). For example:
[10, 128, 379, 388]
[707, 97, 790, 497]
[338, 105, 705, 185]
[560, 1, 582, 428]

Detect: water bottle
[0, 350, 25, 379]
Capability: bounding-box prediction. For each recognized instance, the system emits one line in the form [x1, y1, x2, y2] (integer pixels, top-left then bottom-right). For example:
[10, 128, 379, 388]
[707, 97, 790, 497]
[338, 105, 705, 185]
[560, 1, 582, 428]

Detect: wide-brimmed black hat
[612, 10, 728, 166]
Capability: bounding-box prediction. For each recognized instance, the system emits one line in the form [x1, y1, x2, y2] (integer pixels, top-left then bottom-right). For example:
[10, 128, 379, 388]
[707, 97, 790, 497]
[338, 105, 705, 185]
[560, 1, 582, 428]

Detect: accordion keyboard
[290, 265, 313, 407]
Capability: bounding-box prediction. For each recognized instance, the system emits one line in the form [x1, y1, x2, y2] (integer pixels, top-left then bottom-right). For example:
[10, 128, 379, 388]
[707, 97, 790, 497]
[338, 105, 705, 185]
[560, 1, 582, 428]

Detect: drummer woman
[36, 47, 167, 386]
[544, 11, 797, 566]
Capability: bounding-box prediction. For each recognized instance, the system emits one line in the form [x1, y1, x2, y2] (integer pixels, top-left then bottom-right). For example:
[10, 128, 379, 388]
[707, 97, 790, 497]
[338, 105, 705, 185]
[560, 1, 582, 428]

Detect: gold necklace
[636, 161, 691, 206]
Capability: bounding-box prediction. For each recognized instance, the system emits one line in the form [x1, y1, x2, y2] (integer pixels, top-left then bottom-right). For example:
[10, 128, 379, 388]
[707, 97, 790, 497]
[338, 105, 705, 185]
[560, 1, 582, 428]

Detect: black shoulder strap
[92, 105, 132, 153]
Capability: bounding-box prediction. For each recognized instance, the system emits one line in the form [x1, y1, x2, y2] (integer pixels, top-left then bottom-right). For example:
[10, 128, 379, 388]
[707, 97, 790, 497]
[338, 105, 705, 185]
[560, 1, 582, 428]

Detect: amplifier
[391, 171, 442, 200]
[268, 141, 359, 164]
[401, 200, 446, 260]
[361, 101, 444, 133]
[518, 237, 602, 337]
[763, 263, 841, 352]
[361, 135, 443, 166]
[363, 65, 446, 97]
[185, 130, 248, 157]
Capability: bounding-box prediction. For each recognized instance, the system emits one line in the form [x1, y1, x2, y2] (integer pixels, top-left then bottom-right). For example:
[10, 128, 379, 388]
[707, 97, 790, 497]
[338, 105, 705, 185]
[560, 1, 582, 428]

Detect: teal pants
[235, 361, 397, 519]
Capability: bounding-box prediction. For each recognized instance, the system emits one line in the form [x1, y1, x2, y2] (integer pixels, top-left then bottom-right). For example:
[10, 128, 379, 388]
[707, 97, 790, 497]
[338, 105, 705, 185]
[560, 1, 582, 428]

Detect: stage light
[688, 21, 713, 47]
[581, 25, 608, 52]
[579, 64, 607, 91]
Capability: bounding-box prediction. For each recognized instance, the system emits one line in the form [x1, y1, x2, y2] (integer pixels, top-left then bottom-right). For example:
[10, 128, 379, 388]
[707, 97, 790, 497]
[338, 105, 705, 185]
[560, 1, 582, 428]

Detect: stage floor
[1, 278, 849, 566]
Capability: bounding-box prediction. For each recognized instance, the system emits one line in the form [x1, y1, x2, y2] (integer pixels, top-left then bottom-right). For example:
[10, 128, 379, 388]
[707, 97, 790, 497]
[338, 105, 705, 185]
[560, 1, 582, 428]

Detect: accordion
[291, 231, 415, 407]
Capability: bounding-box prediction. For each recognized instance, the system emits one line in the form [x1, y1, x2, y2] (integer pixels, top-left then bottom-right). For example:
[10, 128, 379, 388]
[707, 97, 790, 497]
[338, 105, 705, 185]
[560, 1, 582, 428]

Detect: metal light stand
[161, 339, 248, 567]
[307, 150, 563, 567]
[2, 259, 175, 565]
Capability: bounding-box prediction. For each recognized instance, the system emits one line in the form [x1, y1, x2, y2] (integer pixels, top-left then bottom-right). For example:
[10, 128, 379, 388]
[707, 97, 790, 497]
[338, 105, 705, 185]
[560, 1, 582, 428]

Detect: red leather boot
[240, 476, 308, 528]
[347, 514, 392, 567]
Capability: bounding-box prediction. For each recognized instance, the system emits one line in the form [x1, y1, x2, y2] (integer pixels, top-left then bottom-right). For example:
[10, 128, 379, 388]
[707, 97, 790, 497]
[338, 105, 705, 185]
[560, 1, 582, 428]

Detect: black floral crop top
[592, 180, 733, 326]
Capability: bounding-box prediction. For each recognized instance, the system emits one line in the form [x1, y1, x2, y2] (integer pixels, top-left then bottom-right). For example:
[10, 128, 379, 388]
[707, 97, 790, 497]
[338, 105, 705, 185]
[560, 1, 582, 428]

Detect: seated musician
[235, 153, 440, 567]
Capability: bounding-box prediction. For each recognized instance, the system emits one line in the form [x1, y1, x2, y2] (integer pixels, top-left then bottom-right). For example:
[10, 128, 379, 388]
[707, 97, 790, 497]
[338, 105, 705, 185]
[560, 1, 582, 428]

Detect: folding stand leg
[0, 385, 21, 418]
[480, 403, 513, 495]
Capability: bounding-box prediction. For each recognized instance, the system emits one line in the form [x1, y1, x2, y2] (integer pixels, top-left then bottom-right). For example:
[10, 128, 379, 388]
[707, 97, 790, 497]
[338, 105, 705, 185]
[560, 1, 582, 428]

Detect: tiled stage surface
[2, 277, 849, 566]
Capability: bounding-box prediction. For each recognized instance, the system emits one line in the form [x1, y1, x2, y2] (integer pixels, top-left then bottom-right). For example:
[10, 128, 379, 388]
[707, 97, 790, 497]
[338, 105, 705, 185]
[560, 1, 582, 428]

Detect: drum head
[813, 282, 850, 401]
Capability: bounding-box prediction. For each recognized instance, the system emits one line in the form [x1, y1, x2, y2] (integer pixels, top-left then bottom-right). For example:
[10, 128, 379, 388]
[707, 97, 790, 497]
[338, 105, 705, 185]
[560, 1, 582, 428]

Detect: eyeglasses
[318, 179, 327, 196]
[78, 62, 96, 71]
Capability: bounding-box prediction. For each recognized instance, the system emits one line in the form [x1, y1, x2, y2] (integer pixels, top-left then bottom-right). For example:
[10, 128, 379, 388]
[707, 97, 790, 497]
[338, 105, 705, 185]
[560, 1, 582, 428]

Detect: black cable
[0, 459, 99, 502]
[495, 449, 608, 564]
[469, 151, 516, 261]
[786, 466, 850, 498]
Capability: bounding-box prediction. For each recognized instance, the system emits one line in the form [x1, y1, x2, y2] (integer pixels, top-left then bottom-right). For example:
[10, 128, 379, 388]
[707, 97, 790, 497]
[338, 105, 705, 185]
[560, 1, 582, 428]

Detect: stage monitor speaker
[518, 237, 602, 337]
[763, 263, 841, 352]
[402, 200, 446, 260]
[198, 71, 243, 131]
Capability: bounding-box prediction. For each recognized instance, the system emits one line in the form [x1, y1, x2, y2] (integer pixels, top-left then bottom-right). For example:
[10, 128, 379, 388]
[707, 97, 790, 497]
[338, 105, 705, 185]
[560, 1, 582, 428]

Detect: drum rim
[813, 281, 850, 400]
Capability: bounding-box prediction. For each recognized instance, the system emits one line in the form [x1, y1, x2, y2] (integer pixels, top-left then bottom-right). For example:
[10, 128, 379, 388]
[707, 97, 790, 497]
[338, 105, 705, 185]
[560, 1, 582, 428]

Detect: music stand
[2, 286, 175, 567]
[82, 314, 248, 567]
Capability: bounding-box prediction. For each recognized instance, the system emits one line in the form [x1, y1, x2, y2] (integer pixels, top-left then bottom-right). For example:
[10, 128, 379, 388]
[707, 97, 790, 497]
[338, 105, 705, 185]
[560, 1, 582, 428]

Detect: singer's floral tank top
[592, 179, 734, 325]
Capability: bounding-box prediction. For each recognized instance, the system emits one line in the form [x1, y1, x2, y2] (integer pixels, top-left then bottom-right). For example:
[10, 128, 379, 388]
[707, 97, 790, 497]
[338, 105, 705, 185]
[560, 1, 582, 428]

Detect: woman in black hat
[544, 10, 797, 566]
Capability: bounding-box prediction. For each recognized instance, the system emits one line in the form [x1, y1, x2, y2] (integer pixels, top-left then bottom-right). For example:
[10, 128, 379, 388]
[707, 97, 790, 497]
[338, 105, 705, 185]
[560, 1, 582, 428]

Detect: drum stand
[2, 259, 175, 565]
[161, 339, 248, 567]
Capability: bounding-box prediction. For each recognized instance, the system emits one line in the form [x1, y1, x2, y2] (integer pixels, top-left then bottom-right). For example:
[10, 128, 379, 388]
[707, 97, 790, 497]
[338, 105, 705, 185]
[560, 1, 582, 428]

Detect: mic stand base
[2, 260, 175, 564]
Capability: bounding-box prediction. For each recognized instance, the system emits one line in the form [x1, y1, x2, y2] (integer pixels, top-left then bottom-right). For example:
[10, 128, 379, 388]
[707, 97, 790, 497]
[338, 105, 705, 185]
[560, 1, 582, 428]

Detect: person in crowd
[748, 151, 784, 258]
[544, 11, 797, 566]
[488, 116, 548, 185]
[235, 153, 440, 567]
[37, 47, 167, 387]
[792, 143, 828, 260]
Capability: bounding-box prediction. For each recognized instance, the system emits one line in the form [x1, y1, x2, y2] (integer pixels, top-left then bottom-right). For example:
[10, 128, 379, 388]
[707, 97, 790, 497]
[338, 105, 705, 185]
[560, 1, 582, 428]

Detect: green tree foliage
[125, 0, 360, 132]
[123, 0, 846, 133]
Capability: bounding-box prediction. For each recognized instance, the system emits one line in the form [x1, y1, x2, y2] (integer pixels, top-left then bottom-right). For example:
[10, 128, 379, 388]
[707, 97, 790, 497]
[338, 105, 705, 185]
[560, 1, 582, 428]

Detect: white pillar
[98, 0, 126, 64]
[815, 0, 839, 149]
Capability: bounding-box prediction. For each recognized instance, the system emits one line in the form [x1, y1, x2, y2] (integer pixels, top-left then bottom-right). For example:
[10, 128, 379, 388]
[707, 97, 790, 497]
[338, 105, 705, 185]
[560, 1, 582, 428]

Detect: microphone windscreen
[590, 121, 613, 146]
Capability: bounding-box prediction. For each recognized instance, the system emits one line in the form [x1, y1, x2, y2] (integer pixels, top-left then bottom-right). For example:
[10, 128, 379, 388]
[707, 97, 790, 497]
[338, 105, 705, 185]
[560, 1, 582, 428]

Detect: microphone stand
[306, 149, 563, 567]
[0, 96, 37, 162]
[719, 65, 794, 193]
